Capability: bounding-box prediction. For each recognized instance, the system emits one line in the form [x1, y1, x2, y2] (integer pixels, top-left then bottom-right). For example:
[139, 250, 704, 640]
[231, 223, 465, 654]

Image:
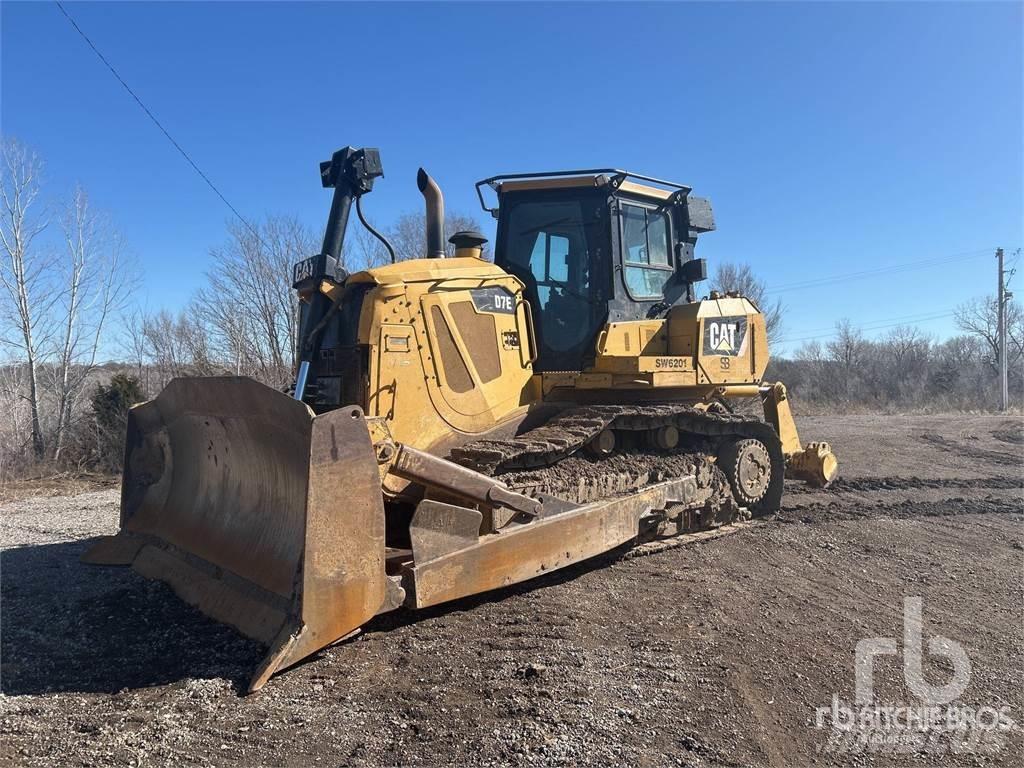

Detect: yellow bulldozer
[84, 147, 837, 691]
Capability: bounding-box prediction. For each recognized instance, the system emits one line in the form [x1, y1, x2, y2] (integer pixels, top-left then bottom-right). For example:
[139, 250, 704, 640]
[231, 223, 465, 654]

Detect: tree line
[709, 262, 1024, 411]
[771, 307, 1022, 411]
[1, 136, 1019, 480]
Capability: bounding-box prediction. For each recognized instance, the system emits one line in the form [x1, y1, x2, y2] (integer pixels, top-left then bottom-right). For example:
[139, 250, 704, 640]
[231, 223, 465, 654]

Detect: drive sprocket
[718, 438, 772, 508]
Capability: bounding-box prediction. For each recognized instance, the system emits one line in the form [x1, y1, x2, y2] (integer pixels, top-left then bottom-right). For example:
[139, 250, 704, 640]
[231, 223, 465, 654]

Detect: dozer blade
[82, 377, 387, 692]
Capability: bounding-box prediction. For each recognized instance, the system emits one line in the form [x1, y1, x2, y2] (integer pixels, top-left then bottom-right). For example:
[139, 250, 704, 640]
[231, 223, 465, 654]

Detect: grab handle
[521, 299, 539, 365]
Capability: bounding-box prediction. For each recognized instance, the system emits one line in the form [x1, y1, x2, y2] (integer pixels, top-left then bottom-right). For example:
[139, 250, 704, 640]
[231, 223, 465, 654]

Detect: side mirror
[680, 257, 707, 284]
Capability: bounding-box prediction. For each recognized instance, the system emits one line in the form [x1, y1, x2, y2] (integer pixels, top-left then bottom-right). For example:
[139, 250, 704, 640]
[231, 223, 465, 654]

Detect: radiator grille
[430, 307, 473, 393]
[449, 301, 501, 384]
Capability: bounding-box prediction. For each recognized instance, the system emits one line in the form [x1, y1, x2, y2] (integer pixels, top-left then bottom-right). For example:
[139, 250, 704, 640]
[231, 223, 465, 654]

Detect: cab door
[495, 191, 611, 372]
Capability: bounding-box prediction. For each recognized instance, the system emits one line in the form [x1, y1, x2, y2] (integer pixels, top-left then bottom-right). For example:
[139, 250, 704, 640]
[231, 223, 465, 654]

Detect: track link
[450, 404, 786, 515]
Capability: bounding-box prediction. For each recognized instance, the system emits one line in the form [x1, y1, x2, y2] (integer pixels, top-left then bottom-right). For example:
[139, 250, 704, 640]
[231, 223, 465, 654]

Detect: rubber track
[450, 404, 787, 515]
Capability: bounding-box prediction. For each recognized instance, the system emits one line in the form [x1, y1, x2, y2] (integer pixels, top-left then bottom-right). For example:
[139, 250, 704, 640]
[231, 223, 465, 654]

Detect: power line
[763, 248, 995, 295]
[765, 248, 992, 293]
[774, 246, 1024, 345]
[777, 307, 960, 340]
[54, 1, 265, 244]
[778, 314, 955, 346]
[1004, 248, 1021, 291]
[777, 311, 957, 346]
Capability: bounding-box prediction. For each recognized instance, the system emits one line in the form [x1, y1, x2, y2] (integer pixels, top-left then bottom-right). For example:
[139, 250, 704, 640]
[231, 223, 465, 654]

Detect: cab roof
[476, 169, 692, 214]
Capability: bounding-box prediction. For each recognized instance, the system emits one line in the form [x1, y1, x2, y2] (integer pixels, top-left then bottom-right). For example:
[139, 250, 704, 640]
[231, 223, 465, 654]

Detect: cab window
[622, 203, 671, 299]
[498, 194, 609, 370]
[509, 201, 592, 353]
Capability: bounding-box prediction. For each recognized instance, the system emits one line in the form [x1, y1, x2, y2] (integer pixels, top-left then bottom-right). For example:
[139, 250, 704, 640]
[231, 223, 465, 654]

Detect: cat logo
[703, 316, 748, 357]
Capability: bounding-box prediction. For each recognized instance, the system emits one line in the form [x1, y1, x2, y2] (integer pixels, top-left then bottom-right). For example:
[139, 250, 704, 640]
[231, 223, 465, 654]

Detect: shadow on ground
[0, 537, 262, 696]
[1, 535, 633, 697]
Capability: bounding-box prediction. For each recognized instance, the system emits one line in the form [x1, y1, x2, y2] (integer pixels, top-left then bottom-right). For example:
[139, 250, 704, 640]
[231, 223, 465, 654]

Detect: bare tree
[346, 217, 393, 272]
[826, 319, 866, 371]
[0, 361, 32, 478]
[137, 308, 222, 388]
[794, 339, 829, 385]
[711, 262, 783, 343]
[928, 334, 989, 400]
[139, 309, 186, 383]
[794, 339, 825, 364]
[45, 186, 135, 460]
[194, 215, 316, 386]
[871, 325, 932, 401]
[883, 325, 930, 369]
[0, 137, 50, 458]
[120, 307, 152, 394]
[954, 296, 1023, 373]
[384, 210, 489, 262]
[386, 213, 431, 263]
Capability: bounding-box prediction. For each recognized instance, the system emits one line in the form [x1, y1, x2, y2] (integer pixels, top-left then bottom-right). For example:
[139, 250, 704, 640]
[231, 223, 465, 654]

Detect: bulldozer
[84, 146, 837, 691]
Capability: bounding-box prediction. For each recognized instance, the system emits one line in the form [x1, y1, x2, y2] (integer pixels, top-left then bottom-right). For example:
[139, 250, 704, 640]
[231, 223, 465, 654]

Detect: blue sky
[3, 1, 1021, 355]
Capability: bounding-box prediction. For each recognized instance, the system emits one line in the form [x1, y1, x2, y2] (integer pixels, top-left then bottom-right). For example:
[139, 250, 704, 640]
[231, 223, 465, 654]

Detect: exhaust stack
[417, 168, 445, 258]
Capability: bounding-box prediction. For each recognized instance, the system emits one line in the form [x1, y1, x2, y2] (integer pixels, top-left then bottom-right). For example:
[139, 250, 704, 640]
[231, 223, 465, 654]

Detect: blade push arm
[761, 382, 839, 487]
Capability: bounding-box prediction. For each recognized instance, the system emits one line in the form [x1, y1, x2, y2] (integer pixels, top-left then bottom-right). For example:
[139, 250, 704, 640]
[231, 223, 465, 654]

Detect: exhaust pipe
[417, 168, 445, 258]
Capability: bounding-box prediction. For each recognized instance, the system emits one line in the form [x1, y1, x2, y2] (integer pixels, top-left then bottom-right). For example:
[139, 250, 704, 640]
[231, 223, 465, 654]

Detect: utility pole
[997, 248, 1008, 411]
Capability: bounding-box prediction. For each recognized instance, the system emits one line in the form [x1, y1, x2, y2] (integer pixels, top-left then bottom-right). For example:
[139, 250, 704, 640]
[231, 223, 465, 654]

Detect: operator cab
[480, 170, 715, 372]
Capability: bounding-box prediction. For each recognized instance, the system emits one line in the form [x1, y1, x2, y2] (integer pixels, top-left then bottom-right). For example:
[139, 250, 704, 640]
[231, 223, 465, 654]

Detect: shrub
[90, 374, 145, 472]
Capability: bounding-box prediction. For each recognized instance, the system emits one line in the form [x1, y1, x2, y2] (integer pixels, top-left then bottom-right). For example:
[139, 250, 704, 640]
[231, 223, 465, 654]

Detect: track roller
[649, 425, 680, 450]
[585, 429, 616, 457]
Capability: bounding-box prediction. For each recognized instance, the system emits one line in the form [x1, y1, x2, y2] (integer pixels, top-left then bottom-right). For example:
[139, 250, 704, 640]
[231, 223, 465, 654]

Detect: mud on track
[1, 413, 1022, 767]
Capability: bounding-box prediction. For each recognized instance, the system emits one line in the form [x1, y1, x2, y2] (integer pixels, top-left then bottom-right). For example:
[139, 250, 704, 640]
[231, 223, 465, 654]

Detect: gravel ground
[1, 413, 1022, 767]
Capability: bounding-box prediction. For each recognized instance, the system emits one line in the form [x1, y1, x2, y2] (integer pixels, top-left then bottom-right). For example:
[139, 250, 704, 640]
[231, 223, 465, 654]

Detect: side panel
[672, 298, 768, 385]
[417, 279, 535, 433]
[541, 297, 768, 396]
[362, 271, 537, 454]
[364, 284, 445, 451]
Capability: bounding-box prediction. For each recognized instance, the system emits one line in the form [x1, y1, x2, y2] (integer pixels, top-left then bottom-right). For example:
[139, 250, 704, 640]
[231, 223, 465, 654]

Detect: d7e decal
[470, 287, 516, 315]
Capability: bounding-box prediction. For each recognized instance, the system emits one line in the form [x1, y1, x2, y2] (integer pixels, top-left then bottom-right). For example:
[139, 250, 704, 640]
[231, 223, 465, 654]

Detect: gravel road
[1, 413, 1022, 767]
